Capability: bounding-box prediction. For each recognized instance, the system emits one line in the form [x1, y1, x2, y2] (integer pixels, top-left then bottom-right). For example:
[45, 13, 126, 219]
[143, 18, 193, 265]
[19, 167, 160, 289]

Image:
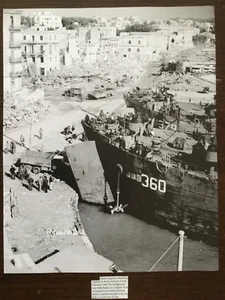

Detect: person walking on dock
[39, 128, 43, 139]
[10, 165, 16, 180]
[20, 134, 25, 147]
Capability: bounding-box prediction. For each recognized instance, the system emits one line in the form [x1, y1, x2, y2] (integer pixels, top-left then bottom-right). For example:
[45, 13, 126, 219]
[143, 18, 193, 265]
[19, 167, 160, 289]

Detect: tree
[62, 17, 97, 29]
[21, 15, 32, 27]
[192, 34, 207, 45]
[121, 23, 158, 33]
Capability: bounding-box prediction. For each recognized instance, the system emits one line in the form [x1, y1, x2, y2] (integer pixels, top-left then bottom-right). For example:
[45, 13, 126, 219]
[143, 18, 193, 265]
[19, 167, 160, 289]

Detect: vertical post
[116, 171, 121, 207]
[9, 188, 14, 218]
[178, 230, 185, 271]
[29, 99, 33, 149]
[177, 107, 180, 132]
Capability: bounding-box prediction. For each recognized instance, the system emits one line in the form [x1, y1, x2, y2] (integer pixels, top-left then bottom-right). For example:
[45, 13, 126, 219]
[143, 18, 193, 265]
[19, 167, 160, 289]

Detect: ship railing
[170, 156, 217, 180]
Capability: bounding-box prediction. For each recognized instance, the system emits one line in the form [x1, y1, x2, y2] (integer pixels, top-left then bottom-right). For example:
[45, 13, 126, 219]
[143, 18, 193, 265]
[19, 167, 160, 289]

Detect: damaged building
[21, 28, 61, 76]
[3, 9, 23, 93]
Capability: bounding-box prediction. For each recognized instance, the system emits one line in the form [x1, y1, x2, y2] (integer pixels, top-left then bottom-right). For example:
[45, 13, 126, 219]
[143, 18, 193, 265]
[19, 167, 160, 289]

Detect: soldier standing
[20, 134, 25, 146]
[27, 177, 34, 191]
[39, 128, 43, 139]
[24, 168, 30, 180]
[10, 165, 16, 180]
[37, 175, 43, 192]
[10, 141, 16, 154]
[18, 163, 25, 180]
[42, 174, 49, 193]
[5, 141, 9, 154]
[49, 175, 54, 191]
[71, 123, 76, 132]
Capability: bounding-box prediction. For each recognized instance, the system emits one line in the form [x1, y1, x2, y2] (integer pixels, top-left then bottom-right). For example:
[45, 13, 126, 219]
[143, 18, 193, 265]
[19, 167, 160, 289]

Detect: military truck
[63, 88, 84, 102]
[20, 150, 58, 174]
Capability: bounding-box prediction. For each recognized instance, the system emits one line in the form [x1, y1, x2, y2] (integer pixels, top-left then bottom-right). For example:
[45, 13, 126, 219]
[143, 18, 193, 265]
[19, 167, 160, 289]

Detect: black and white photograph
[3, 6, 218, 273]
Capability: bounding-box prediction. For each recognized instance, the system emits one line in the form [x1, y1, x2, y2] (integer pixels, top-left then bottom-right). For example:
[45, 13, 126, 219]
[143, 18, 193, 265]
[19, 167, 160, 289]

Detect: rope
[111, 102, 126, 115]
[161, 130, 177, 145]
[148, 236, 179, 272]
[154, 243, 178, 272]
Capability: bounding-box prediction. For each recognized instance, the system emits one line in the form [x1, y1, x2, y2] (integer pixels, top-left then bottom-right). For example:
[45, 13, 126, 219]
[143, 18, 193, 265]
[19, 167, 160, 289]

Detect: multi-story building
[32, 12, 62, 29]
[22, 29, 61, 76]
[3, 9, 23, 93]
[78, 26, 117, 44]
[118, 35, 150, 59]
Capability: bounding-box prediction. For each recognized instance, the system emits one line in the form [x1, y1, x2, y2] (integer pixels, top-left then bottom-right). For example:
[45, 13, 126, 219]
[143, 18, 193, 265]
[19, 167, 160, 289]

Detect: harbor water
[79, 202, 218, 272]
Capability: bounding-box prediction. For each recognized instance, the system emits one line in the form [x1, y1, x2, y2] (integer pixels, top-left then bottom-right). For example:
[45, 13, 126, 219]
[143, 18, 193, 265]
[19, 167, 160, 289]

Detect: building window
[49, 45, 52, 54]
[128, 48, 131, 52]
[23, 36, 26, 41]
[31, 46, 34, 53]
[40, 36, 43, 40]
[40, 45, 44, 52]
[32, 57, 35, 63]
[24, 46, 27, 52]
[37, 28, 39, 31]
[128, 40, 131, 44]
[50, 57, 52, 62]
[32, 36, 34, 42]
[40, 56, 44, 63]
[138, 40, 140, 44]
[40, 68, 45, 75]
[137, 48, 140, 52]
[49, 35, 52, 40]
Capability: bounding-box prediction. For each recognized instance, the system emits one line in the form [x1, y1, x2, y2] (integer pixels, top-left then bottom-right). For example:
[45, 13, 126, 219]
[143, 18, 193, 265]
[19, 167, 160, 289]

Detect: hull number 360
[141, 174, 166, 193]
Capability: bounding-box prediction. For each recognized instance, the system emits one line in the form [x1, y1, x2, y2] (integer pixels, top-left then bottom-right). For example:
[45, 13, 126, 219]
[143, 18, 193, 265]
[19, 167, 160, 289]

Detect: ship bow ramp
[65, 141, 114, 205]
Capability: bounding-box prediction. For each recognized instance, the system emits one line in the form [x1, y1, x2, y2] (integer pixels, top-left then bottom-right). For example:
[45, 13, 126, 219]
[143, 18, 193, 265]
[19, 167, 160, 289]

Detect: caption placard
[91, 276, 128, 299]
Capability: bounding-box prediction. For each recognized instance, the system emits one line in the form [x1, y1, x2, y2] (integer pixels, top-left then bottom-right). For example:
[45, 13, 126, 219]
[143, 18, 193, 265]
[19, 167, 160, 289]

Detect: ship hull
[82, 121, 218, 243]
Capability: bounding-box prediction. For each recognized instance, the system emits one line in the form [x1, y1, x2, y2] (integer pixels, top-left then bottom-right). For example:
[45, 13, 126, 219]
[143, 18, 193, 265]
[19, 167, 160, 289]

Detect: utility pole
[29, 98, 33, 149]
[178, 230, 185, 271]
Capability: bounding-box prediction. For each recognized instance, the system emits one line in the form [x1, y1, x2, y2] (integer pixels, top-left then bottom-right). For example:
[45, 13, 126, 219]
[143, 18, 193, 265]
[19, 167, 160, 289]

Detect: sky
[22, 6, 214, 20]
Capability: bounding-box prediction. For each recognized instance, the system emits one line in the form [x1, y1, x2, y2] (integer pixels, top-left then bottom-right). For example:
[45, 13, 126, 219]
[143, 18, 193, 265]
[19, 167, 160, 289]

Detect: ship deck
[82, 120, 218, 181]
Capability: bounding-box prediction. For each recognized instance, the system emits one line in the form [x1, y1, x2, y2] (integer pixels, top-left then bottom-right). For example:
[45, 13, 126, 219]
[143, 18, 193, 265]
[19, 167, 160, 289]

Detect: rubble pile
[41, 56, 146, 91]
[4, 88, 51, 131]
[155, 73, 216, 93]
[41, 228, 78, 236]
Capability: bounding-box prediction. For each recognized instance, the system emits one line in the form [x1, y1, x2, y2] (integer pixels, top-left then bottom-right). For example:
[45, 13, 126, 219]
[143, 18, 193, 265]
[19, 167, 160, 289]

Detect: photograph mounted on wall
[3, 6, 218, 273]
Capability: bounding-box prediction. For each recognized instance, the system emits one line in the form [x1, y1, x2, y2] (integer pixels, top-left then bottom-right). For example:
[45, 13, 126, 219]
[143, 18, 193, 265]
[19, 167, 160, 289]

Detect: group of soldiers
[9, 163, 55, 193]
[62, 124, 77, 143]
